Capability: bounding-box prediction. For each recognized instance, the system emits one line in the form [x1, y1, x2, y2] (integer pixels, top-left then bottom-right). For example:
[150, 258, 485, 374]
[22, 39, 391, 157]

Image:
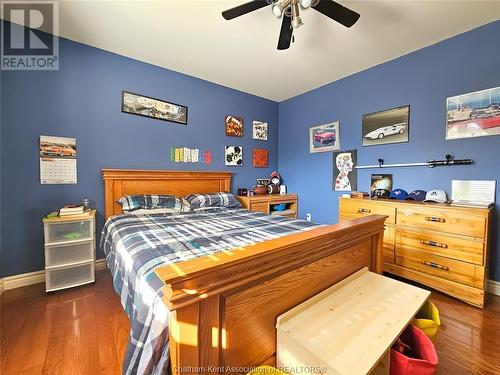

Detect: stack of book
[59, 204, 86, 217]
[350, 191, 370, 199]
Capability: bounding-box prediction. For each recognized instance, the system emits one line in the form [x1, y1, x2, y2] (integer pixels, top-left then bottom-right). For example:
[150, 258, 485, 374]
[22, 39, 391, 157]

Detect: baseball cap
[406, 190, 427, 201]
[389, 189, 408, 200]
[424, 190, 448, 204]
[372, 189, 391, 199]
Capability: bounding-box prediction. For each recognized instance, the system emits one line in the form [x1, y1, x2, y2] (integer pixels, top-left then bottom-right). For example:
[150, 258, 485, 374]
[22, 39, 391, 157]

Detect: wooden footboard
[155, 215, 386, 375]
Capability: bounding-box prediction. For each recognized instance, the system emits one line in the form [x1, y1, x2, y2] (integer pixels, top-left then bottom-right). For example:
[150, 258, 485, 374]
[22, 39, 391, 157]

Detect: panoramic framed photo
[224, 146, 243, 166]
[121, 91, 188, 124]
[446, 86, 500, 140]
[309, 121, 340, 153]
[225, 115, 244, 137]
[362, 105, 409, 146]
[253, 121, 268, 140]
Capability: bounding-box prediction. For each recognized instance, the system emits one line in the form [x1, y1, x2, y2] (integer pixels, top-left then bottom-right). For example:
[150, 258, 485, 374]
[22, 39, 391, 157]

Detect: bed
[101, 169, 386, 375]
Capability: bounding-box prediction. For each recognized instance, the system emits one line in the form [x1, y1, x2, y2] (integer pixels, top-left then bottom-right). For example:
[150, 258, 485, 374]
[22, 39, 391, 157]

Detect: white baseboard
[2, 269, 46, 291]
[0, 259, 107, 295]
[488, 279, 500, 296]
[95, 259, 107, 271]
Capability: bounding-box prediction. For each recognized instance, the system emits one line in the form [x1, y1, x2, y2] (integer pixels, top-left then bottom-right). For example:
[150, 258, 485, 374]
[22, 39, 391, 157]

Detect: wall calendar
[40, 135, 77, 184]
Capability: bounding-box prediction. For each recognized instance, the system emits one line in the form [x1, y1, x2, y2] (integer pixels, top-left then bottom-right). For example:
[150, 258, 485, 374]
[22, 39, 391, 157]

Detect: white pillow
[124, 208, 182, 215]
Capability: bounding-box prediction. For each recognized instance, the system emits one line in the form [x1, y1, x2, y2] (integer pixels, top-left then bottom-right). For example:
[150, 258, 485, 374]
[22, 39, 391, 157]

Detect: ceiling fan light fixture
[272, 0, 291, 18]
[299, 0, 313, 8]
[221, 0, 360, 50]
[292, 16, 303, 28]
[291, 0, 303, 28]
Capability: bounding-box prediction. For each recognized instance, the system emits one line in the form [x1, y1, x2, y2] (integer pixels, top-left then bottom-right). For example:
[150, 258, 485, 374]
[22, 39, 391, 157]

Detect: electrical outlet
[306, 213, 312, 221]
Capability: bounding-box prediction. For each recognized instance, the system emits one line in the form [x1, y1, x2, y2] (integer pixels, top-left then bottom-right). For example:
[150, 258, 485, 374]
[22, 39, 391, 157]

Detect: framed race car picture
[362, 105, 410, 146]
[446, 86, 500, 140]
[309, 121, 340, 153]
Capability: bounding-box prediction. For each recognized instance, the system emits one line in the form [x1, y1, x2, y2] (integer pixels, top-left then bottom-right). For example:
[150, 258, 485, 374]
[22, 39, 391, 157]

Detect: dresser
[236, 194, 298, 219]
[339, 198, 493, 308]
[43, 210, 96, 292]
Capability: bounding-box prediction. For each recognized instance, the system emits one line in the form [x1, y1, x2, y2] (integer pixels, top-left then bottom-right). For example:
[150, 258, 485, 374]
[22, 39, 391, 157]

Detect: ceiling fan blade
[277, 15, 293, 50]
[222, 0, 270, 20]
[313, 0, 360, 28]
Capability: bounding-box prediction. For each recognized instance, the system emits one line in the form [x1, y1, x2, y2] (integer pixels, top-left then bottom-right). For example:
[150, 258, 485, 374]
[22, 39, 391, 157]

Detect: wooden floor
[1, 271, 129, 375]
[1, 270, 500, 375]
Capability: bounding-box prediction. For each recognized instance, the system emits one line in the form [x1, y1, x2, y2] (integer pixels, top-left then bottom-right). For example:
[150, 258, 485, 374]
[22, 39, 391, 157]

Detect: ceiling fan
[222, 0, 360, 50]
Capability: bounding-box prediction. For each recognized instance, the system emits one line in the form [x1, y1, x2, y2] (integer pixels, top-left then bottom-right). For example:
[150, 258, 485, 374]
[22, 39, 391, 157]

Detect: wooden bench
[276, 267, 430, 375]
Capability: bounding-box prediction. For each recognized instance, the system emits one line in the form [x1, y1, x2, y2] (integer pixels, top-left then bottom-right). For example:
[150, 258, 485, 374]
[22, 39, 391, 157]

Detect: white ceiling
[16, 1, 500, 101]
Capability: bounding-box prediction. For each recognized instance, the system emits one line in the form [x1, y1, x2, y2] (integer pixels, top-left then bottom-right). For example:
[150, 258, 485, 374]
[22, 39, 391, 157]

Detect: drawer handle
[421, 260, 449, 271]
[425, 216, 446, 223]
[358, 208, 371, 214]
[420, 239, 448, 249]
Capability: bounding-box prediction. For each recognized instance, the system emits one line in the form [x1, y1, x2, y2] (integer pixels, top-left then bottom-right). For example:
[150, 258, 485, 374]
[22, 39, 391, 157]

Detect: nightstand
[43, 210, 96, 292]
[236, 194, 298, 219]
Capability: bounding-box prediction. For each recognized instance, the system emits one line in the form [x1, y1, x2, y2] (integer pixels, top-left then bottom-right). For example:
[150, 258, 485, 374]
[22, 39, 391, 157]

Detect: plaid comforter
[100, 208, 322, 375]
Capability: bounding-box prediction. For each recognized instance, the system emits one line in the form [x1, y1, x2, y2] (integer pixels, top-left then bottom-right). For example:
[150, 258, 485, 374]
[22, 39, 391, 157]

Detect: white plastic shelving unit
[43, 210, 96, 292]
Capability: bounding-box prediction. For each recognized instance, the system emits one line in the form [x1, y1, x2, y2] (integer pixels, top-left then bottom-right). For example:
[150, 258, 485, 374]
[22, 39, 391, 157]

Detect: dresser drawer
[396, 247, 484, 288]
[45, 240, 95, 268]
[396, 228, 484, 265]
[268, 196, 296, 204]
[250, 202, 269, 214]
[45, 262, 95, 292]
[396, 206, 485, 238]
[339, 199, 395, 224]
[383, 226, 395, 264]
[45, 219, 93, 244]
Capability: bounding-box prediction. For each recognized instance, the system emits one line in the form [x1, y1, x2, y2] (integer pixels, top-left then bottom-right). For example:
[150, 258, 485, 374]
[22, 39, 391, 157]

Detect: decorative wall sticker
[225, 115, 244, 137]
[225, 146, 243, 166]
[253, 148, 269, 168]
[333, 149, 357, 191]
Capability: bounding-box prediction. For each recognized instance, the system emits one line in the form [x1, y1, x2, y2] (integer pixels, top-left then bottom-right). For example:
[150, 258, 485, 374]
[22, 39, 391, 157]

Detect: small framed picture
[446, 86, 500, 140]
[370, 174, 393, 193]
[225, 115, 244, 137]
[253, 148, 269, 168]
[362, 105, 409, 146]
[309, 121, 340, 153]
[333, 149, 357, 191]
[253, 121, 268, 140]
[225, 146, 243, 166]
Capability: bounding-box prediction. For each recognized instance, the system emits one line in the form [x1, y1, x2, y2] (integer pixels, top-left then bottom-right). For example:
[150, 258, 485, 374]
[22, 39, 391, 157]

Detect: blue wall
[2, 21, 500, 281]
[278, 20, 500, 281]
[0, 33, 279, 277]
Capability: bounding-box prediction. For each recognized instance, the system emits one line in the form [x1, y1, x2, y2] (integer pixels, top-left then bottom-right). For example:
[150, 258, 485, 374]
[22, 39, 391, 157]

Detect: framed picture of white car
[362, 105, 410, 146]
[446, 86, 500, 140]
[309, 121, 340, 153]
[122, 91, 188, 125]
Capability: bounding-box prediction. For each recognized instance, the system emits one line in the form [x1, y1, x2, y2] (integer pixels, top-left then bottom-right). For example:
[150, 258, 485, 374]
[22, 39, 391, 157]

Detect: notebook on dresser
[450, 180, 496, 208]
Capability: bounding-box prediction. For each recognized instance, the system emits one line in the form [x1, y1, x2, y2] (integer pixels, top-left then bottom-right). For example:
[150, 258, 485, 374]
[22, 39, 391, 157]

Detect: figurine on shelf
[268, 171, 282, 194]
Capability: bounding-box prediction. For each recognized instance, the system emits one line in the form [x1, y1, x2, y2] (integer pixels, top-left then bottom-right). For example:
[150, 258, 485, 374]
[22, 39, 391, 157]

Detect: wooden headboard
[102, 169, 232, 219]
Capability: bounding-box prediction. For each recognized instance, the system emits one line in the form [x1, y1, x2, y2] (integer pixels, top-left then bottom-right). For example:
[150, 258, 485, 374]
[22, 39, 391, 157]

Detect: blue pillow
[183, 192, 241, 210]
[118, 194, 183, 212]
